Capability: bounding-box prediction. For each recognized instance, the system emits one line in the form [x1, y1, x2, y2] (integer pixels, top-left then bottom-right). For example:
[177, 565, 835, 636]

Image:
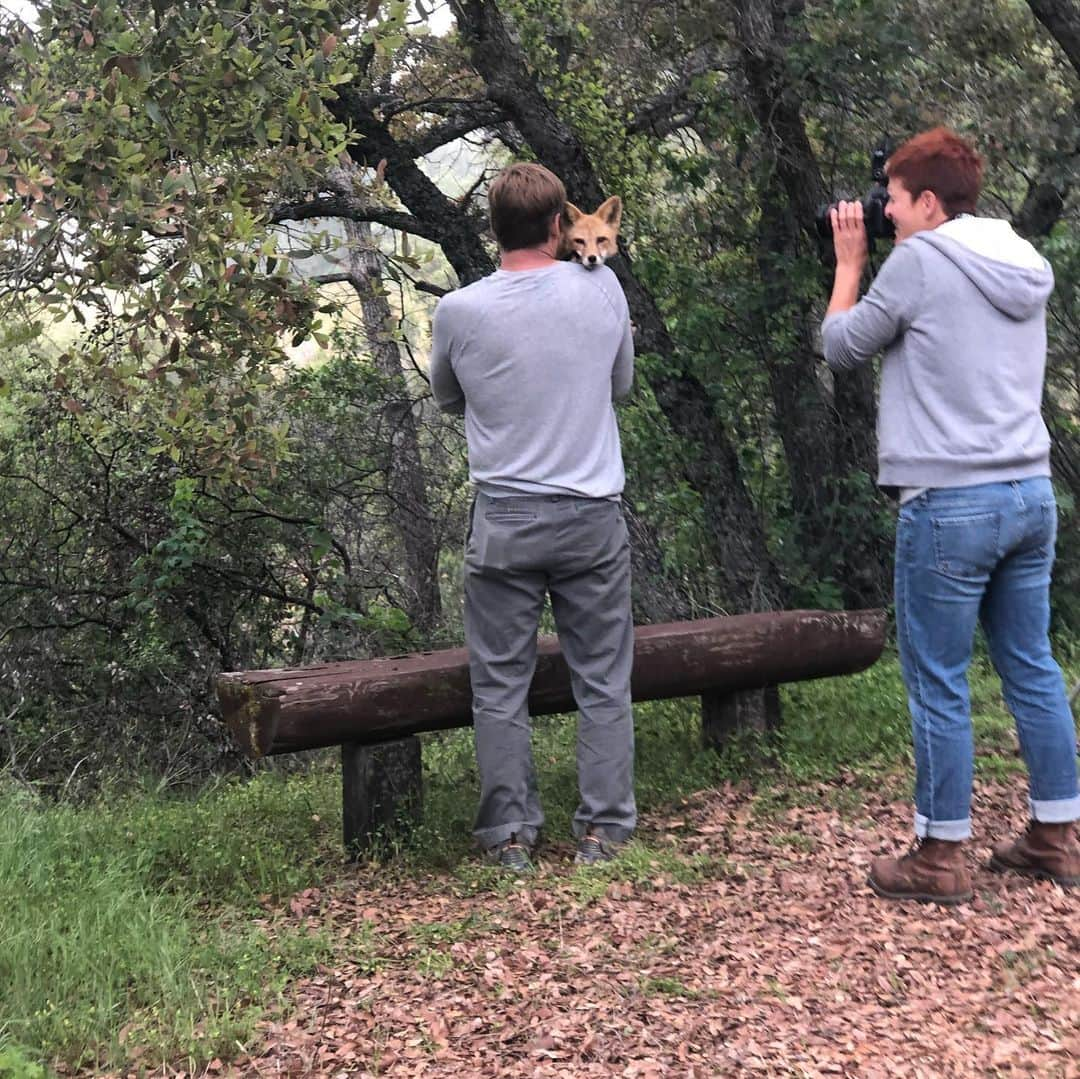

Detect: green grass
[639, 975, 714, 1000]
[563, 841, 730, 903]
[407, 914, 493, 947]
[2, 644, 1077, 1076]
[0, 771, 344, 1074]
[777, 653, 913, 778]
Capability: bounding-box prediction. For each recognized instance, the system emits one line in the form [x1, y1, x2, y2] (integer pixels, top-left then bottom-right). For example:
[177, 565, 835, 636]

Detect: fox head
[560, 195, 622, 268]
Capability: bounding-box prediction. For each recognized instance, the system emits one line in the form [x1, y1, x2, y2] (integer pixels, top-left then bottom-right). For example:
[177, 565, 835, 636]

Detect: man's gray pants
[465, 491, 636, 851]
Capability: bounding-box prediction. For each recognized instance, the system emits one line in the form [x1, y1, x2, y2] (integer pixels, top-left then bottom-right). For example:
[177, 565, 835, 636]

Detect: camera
[815, 143, 895, 252]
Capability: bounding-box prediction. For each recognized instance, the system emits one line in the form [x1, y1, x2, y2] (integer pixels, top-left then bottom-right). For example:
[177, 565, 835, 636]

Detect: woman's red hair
[886, 127, 984, 217]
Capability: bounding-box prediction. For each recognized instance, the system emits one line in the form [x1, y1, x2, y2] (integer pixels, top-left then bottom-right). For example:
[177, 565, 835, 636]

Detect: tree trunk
[623, 495, 695, 622]
[732, 0, 890, 606]
[339, 204, 442, 634]
[1027, 0, 1080, 80]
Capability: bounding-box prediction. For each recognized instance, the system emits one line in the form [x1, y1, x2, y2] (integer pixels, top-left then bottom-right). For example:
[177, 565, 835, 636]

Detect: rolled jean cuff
[1030, 795, 1080, 824]
[915, 811, 971, 842]
[473, 822, 538, 851]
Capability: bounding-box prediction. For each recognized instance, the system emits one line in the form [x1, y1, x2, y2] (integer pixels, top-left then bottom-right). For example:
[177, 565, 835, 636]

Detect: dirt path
[235, 776, 1078, 1078]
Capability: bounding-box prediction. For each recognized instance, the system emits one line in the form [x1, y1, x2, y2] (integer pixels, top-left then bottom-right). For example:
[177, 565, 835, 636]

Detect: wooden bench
[217, 608, 887, 854]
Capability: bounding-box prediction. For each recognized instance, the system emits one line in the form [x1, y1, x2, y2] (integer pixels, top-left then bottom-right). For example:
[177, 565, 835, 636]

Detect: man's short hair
[488, 163, 567, 251]
[886, 127, 984, 217]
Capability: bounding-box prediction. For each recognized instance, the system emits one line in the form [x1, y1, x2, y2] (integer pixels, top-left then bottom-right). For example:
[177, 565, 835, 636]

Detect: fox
[559, 195, 622, 268]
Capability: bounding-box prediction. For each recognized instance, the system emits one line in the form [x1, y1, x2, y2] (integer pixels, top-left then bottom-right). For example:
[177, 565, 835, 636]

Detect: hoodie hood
[912, 217, 1054, 321]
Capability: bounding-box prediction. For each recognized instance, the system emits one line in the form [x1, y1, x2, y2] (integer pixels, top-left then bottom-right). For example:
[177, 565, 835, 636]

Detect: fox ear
[564, 201, 582, 224]
[597, 195, 622, 229]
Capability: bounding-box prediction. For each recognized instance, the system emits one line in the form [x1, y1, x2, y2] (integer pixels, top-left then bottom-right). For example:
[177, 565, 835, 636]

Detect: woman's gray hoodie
[821, 217, 1055, 490]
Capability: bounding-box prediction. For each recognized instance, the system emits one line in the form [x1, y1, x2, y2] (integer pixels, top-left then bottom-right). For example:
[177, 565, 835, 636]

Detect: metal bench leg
[341, 737, 423, 858]
[700, 686, 781, 750]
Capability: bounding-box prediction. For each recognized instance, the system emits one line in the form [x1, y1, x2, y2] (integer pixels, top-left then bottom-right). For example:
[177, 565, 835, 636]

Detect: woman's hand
[825, 200, 868, 316]
[830, 200, 868, 273]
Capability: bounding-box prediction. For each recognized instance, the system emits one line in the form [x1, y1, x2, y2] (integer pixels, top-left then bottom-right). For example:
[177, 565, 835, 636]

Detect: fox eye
[598, 237, 609, 244]
[573, 238, 584, 245]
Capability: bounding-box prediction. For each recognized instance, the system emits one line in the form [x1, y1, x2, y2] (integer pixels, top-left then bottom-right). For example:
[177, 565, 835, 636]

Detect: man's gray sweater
[822, 216, 1055, 490]
[429, 262, 634, 498]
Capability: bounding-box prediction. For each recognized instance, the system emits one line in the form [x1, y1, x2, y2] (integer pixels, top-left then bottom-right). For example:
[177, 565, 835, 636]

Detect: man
[429, 162, 636, 872]
[822, 127, 1080, 904]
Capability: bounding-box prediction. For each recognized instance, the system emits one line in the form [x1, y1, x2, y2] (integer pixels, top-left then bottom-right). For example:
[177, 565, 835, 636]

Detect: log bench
[217, 608, 887, 855]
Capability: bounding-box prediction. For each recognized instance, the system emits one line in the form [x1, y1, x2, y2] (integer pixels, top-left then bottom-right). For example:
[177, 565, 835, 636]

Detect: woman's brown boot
[989, 821, 1080, 887]
[868, 838, 972, 905]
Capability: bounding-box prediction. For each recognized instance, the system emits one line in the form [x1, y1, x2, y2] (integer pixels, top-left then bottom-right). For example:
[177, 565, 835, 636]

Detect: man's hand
[826, 200, 868, 316]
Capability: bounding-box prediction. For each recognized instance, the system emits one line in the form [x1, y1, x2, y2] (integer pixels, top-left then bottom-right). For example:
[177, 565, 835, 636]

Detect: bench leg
[701, 687, 781, 750]
[341, 737, 423, 858]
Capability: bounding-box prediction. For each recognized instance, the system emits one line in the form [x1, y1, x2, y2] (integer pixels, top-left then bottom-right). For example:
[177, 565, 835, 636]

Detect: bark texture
[218, 608, 888, 757]
[1027, 0, 1080, 79]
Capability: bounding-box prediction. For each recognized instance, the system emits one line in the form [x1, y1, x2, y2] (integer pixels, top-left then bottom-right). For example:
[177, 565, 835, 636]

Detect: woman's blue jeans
[895, 478, 1080, 841]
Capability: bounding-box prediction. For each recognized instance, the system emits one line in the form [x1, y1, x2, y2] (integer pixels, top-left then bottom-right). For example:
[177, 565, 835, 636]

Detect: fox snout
[560, 195, 622, 269]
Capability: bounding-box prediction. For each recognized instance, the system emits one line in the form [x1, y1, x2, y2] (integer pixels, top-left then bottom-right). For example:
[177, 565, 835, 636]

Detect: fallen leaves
[101, 776, 1080, 1078]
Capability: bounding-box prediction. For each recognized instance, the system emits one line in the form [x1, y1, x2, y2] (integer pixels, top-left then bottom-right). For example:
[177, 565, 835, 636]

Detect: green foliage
[0, 0, 412, 482]
[618, 369, 712, 594]
[499, 0, 651, 196]
[0, 1045, 47, 1079]
[1, 0, 1079, 787]
[130, 477, 210, 611]
[0, 329, 453, 786]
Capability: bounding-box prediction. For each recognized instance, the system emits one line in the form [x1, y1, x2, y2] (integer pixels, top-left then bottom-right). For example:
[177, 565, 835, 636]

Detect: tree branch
[330, 86, 496, 285]
[309, 270, 449, 297]
[627, 46, 730, 137]
[409, 101, 513, 155]
[271, 196, 440, 240]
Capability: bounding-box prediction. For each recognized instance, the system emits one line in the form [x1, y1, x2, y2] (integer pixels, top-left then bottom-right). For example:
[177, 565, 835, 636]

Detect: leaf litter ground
[127, 775, 1080, 1077]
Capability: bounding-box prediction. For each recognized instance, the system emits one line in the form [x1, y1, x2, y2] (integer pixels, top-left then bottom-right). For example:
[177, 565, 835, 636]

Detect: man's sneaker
[989, 821, 1080, 887]
[485, 833, 532, 874]
[868, 837, 972, 905]
[574, 832, 617, 866]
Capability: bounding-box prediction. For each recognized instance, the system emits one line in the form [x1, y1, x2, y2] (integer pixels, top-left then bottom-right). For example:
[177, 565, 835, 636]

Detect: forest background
[3, 1, 1080, 1074]
[1, 0, 1079, 791]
